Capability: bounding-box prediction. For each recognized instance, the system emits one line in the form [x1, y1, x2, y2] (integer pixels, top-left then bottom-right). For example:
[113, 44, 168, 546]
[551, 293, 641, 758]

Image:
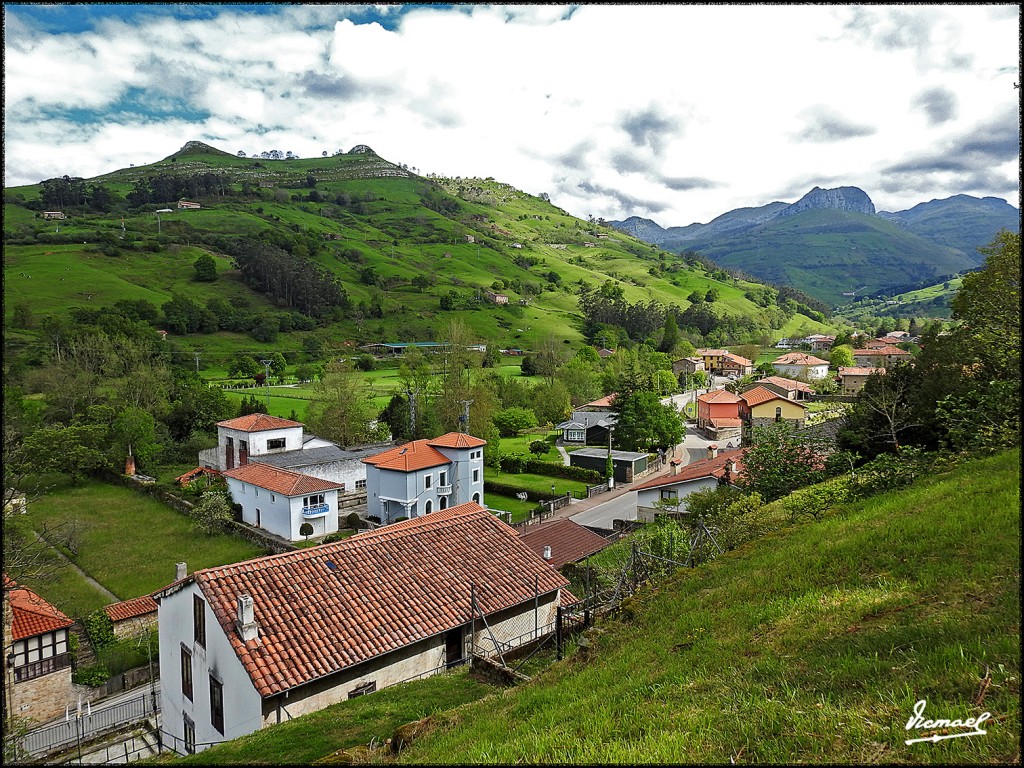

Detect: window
[473, 469, 479, 482]
[193, 595, 206, 648]
[267, 438, 286, 450]
[472, 492, 480, 504]
[424, 474, 432, 489]
[775, 406, 782, 422]
[183, 713, 195, 755]
[210, 676, 225, 734]
[181, 646, 193, 701]
[425, 500, 432, 514]
[12, 630, 71, 681]
[303, 494, 325, 507]
[439, 471, 447, 486]
[271, 494, 276, 502]
[355, 479, 367, 490]
[660, 489, 678, 501]
[348, 681, 376, 699]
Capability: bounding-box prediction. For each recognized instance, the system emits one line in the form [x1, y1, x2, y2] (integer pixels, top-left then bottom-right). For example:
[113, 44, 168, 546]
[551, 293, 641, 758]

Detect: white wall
[298, 459, 367, 491]
[213, 426, 304, 470]
[158, 583, 263, 755]
[636, 476, 720, 519]
[772, 363, 828, 381]
[226, 480, 339, 541]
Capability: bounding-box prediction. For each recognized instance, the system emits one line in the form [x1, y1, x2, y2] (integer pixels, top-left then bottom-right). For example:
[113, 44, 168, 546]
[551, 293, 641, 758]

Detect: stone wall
[13, 667, 74, 724]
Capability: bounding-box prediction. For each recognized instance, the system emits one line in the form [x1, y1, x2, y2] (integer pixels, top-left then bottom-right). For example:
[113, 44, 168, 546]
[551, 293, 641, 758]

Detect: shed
[568, 448, 649, 483]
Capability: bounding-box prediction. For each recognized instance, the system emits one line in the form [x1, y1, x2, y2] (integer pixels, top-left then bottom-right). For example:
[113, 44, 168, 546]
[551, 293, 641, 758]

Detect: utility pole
[193, 352, 200, 373]
[408, 391, 417, 438]
[260, 359, 273, 411]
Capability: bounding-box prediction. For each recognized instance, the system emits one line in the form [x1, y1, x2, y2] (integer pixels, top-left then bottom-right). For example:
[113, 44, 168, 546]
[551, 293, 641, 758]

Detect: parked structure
[153, 503, 574, 755]
[3, 576, 74, 724]
[362, 433, 486, 523]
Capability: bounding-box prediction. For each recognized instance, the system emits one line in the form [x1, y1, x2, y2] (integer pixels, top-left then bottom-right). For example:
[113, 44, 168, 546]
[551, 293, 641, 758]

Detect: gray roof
[569, 448, 649, 461]
[558, 410, 617, 430]
[250, 443, 389, 470]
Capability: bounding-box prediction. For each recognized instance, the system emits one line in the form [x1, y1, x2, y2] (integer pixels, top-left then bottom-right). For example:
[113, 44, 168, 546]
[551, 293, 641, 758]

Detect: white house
[199, 414, 325, 473]
[221, 463, 344, 541]
[362, 433, 486, 524]
[153, 503, 574, 756]
[633, 448, 746, 522]
[771, 352, 830, 381]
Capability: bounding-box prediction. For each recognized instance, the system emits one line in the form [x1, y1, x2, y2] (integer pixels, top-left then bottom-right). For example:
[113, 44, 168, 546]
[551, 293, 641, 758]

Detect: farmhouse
[837, 366, 884, 395]
[719, 352, 754, 377]
[634, 448, 746, 522]
[154, 503, 575, 755]
[555, 409, 616, 446]
[362, 433, 486, 523]
[852, 345, 912, 368]
[483, 290, 509, 305]
[755, 376, 813, 401]
[42, 211, 67, 220]
[672, 356, 706, 377]
[3, 575, 74, 723]
[694, 349, 731, 374]
[772, 352, 830, 381]
[222, 463, 345, 541]
[739, 386, 808, 428]
[104, 595, 159, 640]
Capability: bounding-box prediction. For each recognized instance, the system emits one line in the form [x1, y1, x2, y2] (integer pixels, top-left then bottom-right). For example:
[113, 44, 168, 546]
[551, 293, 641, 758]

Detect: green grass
[483, 492, 541, 524]
[393, 449, 1021, 764]
[25, 480, 266, 605]
[146, 668, 496, 765]
[493, 431, 562, 462]
[486, 471, 589, 498]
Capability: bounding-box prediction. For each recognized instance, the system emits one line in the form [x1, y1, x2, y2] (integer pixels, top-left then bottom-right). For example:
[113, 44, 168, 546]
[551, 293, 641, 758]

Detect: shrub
[72, 664, 111, 688]
[529, 440, 549, 456]
[299, 522, 314, 539]
[778, 477, 853, 522]
[83, 609, 115, 651]
[346, 512, 363, 530]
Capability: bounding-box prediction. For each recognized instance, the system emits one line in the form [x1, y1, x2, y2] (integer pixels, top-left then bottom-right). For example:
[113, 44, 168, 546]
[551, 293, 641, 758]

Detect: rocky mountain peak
[779, 186, 875, 217]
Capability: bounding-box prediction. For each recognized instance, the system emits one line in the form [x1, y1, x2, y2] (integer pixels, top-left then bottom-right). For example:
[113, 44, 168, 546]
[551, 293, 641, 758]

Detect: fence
[21, 693, 157, 758]
[586, 482, 609, 499]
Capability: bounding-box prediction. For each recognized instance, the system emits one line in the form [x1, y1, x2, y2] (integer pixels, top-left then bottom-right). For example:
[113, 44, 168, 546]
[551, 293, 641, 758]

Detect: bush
[354, 354, 377, 372]
[484, 481, 557, 501]
[346, 512, 364, 530]
[72, 664, 111, 688]
[529, 440, 549, 456]
[83, 609, 115, 651]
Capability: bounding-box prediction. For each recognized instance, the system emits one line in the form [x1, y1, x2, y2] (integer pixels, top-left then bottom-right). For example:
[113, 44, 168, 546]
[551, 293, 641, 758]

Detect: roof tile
[223, 463, 344, 496]
[216, 414, 304, 432]
[517, 519, 613, 568]
[4, 575, 74, 640]
[632, 449, 746, 491]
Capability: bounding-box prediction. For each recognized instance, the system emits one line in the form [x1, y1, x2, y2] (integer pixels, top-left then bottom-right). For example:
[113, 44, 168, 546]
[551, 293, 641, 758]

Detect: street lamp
[606, 426, 615, 490]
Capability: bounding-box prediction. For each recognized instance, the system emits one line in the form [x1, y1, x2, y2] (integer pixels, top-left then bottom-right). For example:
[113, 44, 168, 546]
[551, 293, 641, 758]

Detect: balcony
[302, 503, 330, 517]
[435, 485, 452, 496]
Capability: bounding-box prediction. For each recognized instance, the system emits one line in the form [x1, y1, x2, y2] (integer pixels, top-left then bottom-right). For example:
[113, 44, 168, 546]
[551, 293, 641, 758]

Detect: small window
[193, 595, 206, 648]
[210, 676, 224, 734]
[425, 474, 432, 489]
[267, 438, 286, 450]
[270, 494, 275, 502]
[348, 681, 376, 699]
[255, 488, 259, 497]
[183, 713, 195, 754]
[473, 469, 479, 482]
[775, 406, 782, 422]
[660, 489, 678, 501]
[181, 646, 193, 701]
[355, 479, 367, 490]
[439, 471, 447, 486]
[425, 500, 433, 514]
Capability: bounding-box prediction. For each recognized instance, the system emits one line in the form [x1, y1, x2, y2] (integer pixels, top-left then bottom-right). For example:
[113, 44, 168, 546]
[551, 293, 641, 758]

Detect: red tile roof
[774, 352, 829, 366]
[838, 366, 885, 376]
[222, 463, 344, 496]
[721, 352, 753, 366]
[632, 449, 746, 491]
[741, 385, 790, 407]
[695, 348, 730, 356]
[104, 595, 158, 623]
[854, 345, 910, 356]
[755, 376, 813, 393]
[217, 414, 304, 432]
[362, 439, 452, 472]
[697, 389, 742, 404]
[427, 432, 487, 449]
[709, 417, 743, 428]
[517, 519, 613, 568]
[581, 394, 617, 408]
[159, 503, 572, 697]
[4, 575, 73, 640]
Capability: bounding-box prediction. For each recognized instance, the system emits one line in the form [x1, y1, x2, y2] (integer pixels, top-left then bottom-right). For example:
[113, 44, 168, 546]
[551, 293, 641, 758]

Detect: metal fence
[22, 693, 156, 758]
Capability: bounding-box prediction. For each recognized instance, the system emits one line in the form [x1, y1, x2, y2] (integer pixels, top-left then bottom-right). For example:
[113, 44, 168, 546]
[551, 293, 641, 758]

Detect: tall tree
[611, 391, 684, 452]
[305, 360, 381, 446]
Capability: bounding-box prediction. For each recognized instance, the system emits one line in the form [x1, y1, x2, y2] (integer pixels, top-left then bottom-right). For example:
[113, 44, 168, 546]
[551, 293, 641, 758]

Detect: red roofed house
[104, 595, 159, 639]
[633, 448, 746, 522]
[739, 386, 808, 428]
[362, 433, 486, 524]
[755, 376, 813, 401]
[772, 352, 830, 380]
[694, 348, 730, 374]
[223, 463, 346, 541]
[719, 352, 754, 378]
[153, 503, 576, 756]
[517, 519, 614, 569]
[3, 576, 75, 723]
[696, 389, 743, 440]
[837, 366, 885, 396]
[852, 345, 912, 368]
[201, 414, 325, 473]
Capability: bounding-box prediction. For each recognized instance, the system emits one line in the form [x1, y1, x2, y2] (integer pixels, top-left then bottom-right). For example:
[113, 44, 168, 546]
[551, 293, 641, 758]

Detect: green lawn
[495, 431, 563, 462]
[486, 471, 589, 498]
[483, 492, 541, 524]
[25, 480, 266, 606]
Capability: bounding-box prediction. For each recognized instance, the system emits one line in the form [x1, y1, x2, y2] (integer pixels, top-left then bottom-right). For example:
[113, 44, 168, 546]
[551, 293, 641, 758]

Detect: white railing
[302, 503, 330, 517]
[436, 485, 452, 495]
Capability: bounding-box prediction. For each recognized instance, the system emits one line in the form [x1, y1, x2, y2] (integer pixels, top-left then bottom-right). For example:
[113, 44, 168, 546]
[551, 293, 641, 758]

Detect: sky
[3, 3, 1020, 226]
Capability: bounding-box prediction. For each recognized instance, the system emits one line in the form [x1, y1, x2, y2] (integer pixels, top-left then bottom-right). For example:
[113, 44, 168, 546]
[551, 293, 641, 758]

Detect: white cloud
[2, 4, 1019, 224]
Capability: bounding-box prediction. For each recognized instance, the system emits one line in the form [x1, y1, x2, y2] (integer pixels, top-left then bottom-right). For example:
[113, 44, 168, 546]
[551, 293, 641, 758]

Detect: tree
[687, 290, 704, 304]
[839, 363, 920, 455]
[612, 391, 684, 451]
[110, 407, 160, 472]
[829, 344, 855, 369]
[529, 440, 549, 456]
[705, 288, 719, 303]
[21, 423, 108, 484]
[659, 313, 680, 354]
[492, 406, 538, 437]
[305, 360, 380, 446]
[531, 379, 571, 425]
[189, 491, 234, 535]
[737, 422, 827, 502]
[299, 522, 314, 540]
[294, 363, 316, 383]
[193, 253, 217, 282]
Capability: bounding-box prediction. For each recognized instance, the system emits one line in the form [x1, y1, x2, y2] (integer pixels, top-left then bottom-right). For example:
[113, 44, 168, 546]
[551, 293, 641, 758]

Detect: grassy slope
[392, 449, 1020, 764]
[3, 146, 838, 362]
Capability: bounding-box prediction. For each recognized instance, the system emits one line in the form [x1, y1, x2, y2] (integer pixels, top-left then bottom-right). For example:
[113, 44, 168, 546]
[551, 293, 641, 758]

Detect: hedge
[496, 456, 603, 483]
[484, 481, 557, 502]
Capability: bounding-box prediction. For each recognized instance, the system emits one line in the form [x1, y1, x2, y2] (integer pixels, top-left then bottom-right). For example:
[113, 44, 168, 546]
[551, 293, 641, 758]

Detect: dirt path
[36, 531, 120, 602]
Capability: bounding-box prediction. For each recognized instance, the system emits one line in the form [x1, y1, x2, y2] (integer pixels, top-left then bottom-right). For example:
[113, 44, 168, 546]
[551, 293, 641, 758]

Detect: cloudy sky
[3, 3, 1020, 225]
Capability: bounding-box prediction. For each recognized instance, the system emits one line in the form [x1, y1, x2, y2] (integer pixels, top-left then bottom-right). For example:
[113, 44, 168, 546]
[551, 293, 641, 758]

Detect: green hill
[150, 449, 1020, 765]
[3, 142, 839, 369]
[673, 209, 976, 307]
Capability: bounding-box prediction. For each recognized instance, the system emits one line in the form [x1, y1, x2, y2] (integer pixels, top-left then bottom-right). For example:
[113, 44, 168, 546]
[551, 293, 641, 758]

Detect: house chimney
[708, 444, 718, 460]
[670, 459, 681, 476]
[125, 446, 136, 477]
[236, 594, 258, 642]
[175, 562, 187, 581]
[542, 545, 552, 560]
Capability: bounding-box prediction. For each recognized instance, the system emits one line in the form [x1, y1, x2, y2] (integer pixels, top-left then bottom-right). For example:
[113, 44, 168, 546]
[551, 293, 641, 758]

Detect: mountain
[611, 186, 1017, 306]
[3, 141, 840, 369]
[878, 194, 1020, 260]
